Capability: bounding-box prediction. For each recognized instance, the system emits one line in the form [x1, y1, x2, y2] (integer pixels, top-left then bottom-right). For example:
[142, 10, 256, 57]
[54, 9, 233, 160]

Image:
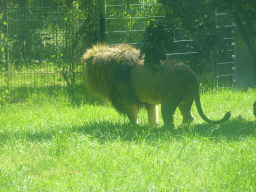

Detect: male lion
[82, 44, 231, 128]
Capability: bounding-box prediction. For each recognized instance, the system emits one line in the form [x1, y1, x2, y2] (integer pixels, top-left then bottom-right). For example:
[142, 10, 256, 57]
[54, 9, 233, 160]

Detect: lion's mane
[82, 44, 143, 114]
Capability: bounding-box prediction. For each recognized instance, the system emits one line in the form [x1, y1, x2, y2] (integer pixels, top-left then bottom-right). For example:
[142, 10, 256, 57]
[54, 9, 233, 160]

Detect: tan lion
[82, 44, 231, 128]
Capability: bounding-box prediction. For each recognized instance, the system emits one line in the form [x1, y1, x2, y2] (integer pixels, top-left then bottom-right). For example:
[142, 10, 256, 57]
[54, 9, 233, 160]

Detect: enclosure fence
[215, 11, 237, 89]
[105, 0, 164, 45]
[0, 0, 237, 103]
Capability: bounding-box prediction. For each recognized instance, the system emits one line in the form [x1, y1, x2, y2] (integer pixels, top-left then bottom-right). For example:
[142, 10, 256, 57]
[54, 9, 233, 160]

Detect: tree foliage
[1, 0, 165, 103]
[139, 19, 175, 67]
[157, 0, 256, 84]
[0, 0, 102, 67]
[1, 0, 163, 66]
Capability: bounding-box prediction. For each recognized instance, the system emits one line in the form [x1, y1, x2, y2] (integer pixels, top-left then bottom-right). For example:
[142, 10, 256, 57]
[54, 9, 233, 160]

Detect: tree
[139, 19, 175, 67]
[158, 0, 256, 85]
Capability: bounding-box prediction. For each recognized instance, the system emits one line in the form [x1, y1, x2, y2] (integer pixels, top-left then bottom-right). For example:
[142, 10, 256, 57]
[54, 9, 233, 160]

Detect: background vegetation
[0, 0, 166, 104]
[1, 0, 254, 105]
[159, 0, 256, 84]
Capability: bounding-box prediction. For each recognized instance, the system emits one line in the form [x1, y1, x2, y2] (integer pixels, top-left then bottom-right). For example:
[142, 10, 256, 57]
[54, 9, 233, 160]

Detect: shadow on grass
[74, 116, 255, 143]
[5, 84, 104, 106]
[0, 116, 254, 145]
[190, 116, 255, 139]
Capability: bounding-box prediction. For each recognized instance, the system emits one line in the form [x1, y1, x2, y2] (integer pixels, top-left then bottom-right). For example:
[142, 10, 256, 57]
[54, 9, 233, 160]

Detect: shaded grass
[0, 88, 255, 191]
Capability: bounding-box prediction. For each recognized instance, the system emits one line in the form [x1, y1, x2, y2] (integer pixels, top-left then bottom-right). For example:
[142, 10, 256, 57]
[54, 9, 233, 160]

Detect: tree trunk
[232, 12, 256, 86]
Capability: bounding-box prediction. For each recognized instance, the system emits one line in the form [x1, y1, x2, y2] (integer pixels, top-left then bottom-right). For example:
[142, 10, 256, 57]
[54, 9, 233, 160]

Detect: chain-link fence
[0, 0, 237, 103]
[0, 0, 102, 103]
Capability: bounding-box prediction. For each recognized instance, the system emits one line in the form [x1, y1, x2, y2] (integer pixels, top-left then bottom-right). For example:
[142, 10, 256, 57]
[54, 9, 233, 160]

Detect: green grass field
[0, 88, 255, 191]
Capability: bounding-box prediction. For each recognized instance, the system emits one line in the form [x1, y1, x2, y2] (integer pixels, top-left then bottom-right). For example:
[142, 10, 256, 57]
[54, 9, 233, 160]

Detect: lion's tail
[193, 85, 231, 124]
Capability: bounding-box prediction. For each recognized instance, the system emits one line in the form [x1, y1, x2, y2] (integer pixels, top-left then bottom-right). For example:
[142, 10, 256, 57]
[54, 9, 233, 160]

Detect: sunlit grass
[0, 88, 255, 191]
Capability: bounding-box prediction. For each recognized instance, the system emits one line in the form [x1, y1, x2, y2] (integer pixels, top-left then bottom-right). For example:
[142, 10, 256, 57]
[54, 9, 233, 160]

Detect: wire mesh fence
[105, 0, 164, 45]
[0, 0, 237, 104]
[0, 0, 101, 103]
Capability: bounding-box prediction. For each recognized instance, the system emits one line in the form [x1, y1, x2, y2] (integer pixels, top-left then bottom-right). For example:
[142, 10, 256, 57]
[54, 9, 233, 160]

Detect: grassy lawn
[0, 88, 255, 191]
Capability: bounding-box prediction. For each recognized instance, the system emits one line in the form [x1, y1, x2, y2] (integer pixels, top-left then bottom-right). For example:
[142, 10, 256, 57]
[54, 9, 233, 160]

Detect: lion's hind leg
[178, 97, 194, 125]
[161, 96, 182, 128]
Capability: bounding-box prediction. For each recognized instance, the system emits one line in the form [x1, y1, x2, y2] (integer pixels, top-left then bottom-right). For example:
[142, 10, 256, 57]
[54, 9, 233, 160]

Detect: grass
[0, 88, 255, 191]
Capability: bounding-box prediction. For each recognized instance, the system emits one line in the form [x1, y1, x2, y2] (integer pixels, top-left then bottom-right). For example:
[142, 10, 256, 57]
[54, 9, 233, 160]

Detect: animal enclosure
[0, 0, 237, 103]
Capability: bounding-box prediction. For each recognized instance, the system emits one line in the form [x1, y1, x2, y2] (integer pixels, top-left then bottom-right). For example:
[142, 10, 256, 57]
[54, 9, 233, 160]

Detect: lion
[82, 44, 231, 128]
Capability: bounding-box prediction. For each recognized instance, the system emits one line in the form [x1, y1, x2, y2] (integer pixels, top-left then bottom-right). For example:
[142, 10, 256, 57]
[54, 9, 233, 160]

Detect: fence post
[100, 0, 106, 42]
[3, 0, 10, 93]
[1, 0, 10, 103]
[3, 0, 9, 71]
[213, 8, 218, 89]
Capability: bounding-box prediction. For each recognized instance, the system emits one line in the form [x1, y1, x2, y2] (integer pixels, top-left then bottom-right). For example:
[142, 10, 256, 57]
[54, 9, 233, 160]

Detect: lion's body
[130, 63, 196, 104]
[82, 44, 231, 127]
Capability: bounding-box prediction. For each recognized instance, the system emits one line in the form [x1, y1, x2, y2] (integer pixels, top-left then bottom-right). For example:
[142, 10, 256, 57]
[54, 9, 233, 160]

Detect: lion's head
[82, 44, 143, 116]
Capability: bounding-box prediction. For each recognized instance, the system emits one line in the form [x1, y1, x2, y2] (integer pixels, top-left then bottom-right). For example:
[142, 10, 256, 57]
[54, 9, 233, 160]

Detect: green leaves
[139, 18, 175, 67]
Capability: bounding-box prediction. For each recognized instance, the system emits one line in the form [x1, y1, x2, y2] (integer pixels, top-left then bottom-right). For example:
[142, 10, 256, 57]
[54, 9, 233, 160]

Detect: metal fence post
[3, 0, 8, 70]
[3, 0, 10, 96]
[100, 0, 106, 42]
[213, 9, 218, 89]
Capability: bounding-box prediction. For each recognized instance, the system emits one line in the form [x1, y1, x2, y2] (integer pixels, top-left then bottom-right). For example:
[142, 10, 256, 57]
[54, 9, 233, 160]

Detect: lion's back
[82, 44, 140, 65]
[130, 61, 199, 104]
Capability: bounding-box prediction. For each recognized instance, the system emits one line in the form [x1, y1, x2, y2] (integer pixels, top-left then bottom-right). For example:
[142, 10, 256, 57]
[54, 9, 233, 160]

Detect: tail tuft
[222, 111, 231, 123]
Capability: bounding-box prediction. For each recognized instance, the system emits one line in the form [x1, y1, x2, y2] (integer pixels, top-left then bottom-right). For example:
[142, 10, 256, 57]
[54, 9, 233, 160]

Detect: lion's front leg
[126, 104, 140, 125]
[145, 104, 159, 127]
